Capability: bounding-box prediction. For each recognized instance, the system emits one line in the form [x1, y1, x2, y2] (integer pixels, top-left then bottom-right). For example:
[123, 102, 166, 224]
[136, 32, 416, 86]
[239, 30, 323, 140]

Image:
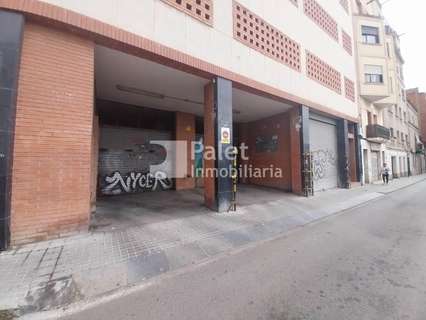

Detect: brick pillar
[11, 23, 95, 245]
[175, 111, 196, 191]
[0, 11, 24, 250]
[348, 123, 358, 183]
[289, 106, 302, 194]
[204, 82, 216, 210]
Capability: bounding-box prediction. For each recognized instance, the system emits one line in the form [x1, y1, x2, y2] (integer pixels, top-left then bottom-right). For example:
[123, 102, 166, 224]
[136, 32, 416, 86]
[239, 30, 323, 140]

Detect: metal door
[370, 151, 380, 181]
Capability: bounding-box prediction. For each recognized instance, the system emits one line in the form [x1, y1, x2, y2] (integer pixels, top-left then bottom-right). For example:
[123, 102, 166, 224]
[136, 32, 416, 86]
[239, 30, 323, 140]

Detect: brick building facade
[407, 88, 426, 144]
[0, 0, 361, 248]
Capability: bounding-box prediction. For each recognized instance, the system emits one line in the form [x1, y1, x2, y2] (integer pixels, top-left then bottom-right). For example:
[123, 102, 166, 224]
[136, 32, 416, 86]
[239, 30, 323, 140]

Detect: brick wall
[243, 113, 292, 190]
[11, 23, 94, 245]
[175, 112, 196, 190]
[289, 107, 302, 194]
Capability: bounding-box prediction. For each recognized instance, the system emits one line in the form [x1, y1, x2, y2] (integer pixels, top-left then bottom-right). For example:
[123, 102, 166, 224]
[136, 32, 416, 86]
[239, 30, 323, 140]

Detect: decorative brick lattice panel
[342, 29, 352, 55]
[303, 0, 339, 41]
[306, 51, 341, 94]
[340, 0, 349, 13]
[161, 0, 213, 26]
[344, 77, 355, 102]
[289, 0, 298, 6]
[233, 1, 301, 71]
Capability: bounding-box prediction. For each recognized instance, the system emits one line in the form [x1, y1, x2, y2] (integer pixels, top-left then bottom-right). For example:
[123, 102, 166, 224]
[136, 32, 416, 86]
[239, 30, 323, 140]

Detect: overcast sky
[382, 0, 426, 91]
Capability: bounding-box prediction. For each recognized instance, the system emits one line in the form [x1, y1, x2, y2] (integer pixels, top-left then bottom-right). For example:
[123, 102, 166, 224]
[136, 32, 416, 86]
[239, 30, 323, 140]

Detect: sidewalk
[1, 174, 425, 315]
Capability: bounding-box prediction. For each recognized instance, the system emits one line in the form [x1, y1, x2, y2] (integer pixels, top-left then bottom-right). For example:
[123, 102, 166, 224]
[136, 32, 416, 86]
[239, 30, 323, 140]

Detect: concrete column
[91, 114, 99, 212]
[300, 105, 312, 196]
[337, 119, 351, 189]
[203, 77, 233, 212]
[175, 112, 196, 191]
[215, 78, 233, 212]
[354, 123, 363, 182]
[0, 11, 24, 250]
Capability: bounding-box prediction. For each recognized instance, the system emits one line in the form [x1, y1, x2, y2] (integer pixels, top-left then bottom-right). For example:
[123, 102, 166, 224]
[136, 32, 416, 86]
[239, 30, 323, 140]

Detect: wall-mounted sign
[255, 135, 279, 153]
[221, 127, 231, 144]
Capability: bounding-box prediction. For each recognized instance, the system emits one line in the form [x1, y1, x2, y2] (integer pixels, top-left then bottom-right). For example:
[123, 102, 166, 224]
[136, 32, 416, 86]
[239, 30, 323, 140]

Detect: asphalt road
[61, 180, 426, 320]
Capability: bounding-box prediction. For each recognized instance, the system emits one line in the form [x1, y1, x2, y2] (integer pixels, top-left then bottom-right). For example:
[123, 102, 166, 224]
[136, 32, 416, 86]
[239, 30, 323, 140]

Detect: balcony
[360, 83, 390, 103]
[366, 124, 391, 143]
[375, 93, 397, 109]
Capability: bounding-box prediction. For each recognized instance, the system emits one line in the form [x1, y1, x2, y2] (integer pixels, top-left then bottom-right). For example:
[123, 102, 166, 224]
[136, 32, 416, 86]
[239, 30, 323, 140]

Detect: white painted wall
[40, 0, 358, 119]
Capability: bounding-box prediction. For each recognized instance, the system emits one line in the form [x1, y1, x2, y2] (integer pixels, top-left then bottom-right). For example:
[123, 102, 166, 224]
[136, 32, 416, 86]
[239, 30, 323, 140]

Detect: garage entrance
[97, 101, 176, 196]
[91, 45, 301, 230]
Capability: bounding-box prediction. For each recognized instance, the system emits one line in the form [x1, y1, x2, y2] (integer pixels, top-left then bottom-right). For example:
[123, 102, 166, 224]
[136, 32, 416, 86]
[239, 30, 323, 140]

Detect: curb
[18, 176, 426, 319]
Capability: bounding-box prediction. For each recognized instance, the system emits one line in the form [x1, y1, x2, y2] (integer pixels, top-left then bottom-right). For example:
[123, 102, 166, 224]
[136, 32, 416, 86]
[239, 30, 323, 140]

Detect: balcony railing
[366, 124, 391, 141]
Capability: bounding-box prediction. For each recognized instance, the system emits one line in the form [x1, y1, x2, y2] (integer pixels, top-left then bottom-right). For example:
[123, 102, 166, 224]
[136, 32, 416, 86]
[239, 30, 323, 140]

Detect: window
[364, 65, 383, 84]
[390, 128, 394, 138]
[362, 26, 379, 44]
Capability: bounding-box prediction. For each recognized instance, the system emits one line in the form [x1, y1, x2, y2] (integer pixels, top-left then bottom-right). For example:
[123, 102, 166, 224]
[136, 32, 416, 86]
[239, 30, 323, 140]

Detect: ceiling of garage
[95, 46, 293, 123]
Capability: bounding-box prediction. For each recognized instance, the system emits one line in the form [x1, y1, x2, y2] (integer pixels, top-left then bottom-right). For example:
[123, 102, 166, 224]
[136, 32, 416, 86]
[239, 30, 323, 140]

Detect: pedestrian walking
[382, 163, 390, 184]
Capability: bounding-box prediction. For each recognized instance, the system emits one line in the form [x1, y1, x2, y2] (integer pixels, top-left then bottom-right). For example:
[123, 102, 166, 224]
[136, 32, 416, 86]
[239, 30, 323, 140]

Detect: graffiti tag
[312, 149, 337, 181]
[102, 171, 172, 195]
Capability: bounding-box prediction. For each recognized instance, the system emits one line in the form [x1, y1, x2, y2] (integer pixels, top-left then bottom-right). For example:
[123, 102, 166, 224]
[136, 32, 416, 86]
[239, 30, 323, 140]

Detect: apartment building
[352, 0, 418, 182]
[0, 0, 360, 248]
[407, 88, 426, 172]
[382, 25, 412, 178]
[352, 0, 391, 183]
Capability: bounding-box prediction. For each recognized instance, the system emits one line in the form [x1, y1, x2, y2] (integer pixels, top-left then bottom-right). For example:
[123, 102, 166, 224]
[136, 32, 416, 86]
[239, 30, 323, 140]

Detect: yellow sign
[221, 127, 231, 144]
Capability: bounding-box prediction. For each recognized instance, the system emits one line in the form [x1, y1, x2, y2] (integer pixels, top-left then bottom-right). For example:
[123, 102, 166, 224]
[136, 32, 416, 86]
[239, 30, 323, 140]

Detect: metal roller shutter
[310, 115, 339, 192]
[98, 126, 173, 195]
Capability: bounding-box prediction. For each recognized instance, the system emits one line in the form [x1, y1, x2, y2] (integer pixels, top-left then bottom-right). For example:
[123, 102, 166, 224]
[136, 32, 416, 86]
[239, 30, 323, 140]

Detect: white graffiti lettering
[102, 171, 172, 195]
[312, 149, 337, 181]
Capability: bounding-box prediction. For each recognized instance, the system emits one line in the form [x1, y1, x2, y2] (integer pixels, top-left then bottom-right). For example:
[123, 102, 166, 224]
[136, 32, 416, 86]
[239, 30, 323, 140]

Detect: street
[49, 180, 426, 320]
